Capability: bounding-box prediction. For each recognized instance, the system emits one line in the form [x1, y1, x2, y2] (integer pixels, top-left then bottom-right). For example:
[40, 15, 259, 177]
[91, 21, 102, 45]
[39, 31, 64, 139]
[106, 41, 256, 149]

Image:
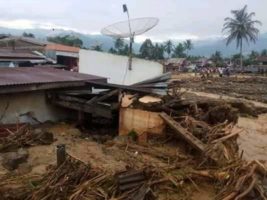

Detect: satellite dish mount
[101, 4, 159, 71]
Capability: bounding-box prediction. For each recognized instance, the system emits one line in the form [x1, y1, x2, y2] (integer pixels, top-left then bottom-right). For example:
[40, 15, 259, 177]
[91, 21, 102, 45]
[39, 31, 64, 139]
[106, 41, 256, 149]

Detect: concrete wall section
[0, 92, 70, 124]
[79, 50, 163, 85]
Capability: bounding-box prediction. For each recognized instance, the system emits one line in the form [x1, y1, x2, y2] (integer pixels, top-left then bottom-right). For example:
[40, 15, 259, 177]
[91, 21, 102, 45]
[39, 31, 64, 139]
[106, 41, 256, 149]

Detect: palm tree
[164, 40, 173, 58]
[114, 38, 125, 53]
[139, 39, 154, 59]
[183, 39, 193, 56]
[211, 51, 223, 66]
[172, 43, 186, 58]
[223, 5, 261, 71]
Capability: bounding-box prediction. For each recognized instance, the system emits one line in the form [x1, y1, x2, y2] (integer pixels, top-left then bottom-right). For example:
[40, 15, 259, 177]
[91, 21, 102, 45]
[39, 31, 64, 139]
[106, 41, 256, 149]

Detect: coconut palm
[183, 39, 193, 56]
[164, 40, 173, 58]
[223, 5, 261, 71]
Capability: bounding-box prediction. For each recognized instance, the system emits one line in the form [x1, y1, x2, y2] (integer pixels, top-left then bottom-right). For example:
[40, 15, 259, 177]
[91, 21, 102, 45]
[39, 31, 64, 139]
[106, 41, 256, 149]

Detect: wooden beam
[160, 112, 220, 164]
[160, 112, 206, 152]
[86, 89, 119, 104]
[49, 94, 113, 118]
[51, 99, 112, 119]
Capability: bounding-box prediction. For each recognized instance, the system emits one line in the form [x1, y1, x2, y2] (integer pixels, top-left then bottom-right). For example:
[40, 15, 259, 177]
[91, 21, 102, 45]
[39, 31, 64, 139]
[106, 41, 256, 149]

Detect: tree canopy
[22, 32, 35, 38]
[47, 35, 83, 47]
[223, 5, 261, 69]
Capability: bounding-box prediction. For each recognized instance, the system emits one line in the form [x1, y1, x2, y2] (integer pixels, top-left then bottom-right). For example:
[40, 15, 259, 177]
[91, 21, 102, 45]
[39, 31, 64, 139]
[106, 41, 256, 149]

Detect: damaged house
[0, 67, 106, 124]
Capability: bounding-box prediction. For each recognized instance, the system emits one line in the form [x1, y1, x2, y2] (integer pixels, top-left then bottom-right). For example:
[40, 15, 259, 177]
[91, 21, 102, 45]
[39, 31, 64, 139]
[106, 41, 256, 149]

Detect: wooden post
[56, 144, 66, 166]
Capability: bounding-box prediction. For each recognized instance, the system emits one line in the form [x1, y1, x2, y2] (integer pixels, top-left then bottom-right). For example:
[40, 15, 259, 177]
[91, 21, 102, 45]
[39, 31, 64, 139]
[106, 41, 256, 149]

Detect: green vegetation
[210, 51, 223, 67]
[22, 32, 35, 38]
[91, 44, 103, 52]
[47, 35, 83, 47]
[223, 5, 261, 70]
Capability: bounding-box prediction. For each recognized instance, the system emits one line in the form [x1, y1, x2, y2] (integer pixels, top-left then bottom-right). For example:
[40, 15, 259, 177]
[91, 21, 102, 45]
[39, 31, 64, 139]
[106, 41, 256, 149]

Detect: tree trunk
[240, 39, 243, 72]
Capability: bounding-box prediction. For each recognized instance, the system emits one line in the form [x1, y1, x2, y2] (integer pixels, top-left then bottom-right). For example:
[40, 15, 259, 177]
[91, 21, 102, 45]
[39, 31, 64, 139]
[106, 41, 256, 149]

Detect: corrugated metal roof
[0, 67, 106, 87]
[0, 51, 44, 59]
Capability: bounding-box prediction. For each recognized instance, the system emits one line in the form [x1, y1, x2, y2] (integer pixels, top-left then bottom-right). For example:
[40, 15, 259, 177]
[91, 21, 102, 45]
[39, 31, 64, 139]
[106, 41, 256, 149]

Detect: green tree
[91, 44, 103, 52]
[120, 44, 129, 56]
[223, 5, 261, 71]
[109, 47, 117, 54]
[164, 40, 173, 58]
[139, 39, 154, 59]
[210, 51, 223, 66]
[22, 32, 35, 38]
[152, 43, 164, 60]
[47, 35, 83, 47]
[183, 39, 193, 56]
[114, 38, 125, 53]
[261, 49, 267, 56]
[172, 43, 186, 58]
[231, 53, 244, 66]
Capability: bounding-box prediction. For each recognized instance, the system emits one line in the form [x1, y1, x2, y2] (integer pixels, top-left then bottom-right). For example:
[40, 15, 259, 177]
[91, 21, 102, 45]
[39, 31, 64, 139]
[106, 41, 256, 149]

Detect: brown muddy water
[185, 90, 267, 164]
[237, 113, 267, 163]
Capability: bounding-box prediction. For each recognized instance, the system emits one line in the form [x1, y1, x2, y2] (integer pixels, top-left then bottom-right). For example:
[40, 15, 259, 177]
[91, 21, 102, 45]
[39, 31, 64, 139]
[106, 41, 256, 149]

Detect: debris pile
[0, 90, 266, 199]
[0, 124, 54, 153]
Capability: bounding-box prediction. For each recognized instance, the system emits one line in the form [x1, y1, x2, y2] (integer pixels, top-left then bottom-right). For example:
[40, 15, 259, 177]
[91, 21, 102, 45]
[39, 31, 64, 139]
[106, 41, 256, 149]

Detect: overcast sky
[0, 0, 266, 42]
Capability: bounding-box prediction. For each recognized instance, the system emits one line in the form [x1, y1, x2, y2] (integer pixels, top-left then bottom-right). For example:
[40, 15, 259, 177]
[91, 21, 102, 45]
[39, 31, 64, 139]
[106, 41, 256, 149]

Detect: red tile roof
[45, 43, 80, 53]
[0, 67, 106, 87]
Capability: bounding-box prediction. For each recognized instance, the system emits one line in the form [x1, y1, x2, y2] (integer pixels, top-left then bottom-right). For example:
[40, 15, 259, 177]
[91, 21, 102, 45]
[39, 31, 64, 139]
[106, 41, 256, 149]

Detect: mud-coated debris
[0, 126, 54, 153]
[202, 104, 238, 124]
[1, 148, 28, 170]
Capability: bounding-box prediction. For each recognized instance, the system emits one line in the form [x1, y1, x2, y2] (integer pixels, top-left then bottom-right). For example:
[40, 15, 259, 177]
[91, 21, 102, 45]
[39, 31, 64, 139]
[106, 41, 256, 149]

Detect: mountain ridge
[0, 27, 266, 57]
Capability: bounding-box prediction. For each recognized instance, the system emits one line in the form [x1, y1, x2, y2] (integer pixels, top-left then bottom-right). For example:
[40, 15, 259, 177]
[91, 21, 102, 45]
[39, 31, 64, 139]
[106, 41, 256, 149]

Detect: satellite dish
[101, 17, 159, 38]
[101, 4, 159, 71]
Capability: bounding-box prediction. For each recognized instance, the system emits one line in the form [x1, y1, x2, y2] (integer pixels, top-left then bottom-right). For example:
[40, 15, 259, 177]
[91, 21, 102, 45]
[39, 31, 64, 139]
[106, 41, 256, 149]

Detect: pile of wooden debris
[0, 89, 266, 200]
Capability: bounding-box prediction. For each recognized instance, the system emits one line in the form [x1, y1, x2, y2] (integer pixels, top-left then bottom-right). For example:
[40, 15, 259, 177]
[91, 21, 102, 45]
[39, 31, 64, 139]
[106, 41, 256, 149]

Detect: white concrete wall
[79, 50, 163, 85]
[0, 92, 70, 124]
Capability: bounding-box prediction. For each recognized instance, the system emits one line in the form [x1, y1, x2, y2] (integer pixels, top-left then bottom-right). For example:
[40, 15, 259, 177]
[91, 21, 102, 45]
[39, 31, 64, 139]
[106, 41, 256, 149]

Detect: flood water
[237, 113, 267, 163]
[187, 90, 267, 164]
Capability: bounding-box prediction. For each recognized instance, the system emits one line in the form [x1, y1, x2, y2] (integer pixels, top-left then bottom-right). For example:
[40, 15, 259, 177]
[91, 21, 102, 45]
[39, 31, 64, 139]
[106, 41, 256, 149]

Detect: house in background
[0, 36, 79, 70]
[79, 50, 164, 85]
[0, 50, 47, 67]
[163, 58, 187, 73]
[45, 43, 79, 71]
[254, 56, 267, 73]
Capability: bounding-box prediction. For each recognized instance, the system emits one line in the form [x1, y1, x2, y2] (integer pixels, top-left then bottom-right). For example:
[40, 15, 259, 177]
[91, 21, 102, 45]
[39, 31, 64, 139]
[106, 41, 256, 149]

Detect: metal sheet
[0, 67, 106, 87]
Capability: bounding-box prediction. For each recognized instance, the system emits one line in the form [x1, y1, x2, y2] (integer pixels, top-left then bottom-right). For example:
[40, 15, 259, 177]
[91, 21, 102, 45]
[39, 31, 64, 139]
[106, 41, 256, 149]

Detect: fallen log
[160, 112, 220, 164]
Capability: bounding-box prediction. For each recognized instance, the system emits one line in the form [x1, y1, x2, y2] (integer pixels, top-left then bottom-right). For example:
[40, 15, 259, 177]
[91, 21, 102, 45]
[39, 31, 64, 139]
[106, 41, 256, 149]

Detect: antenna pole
[123, 4, 133, 71]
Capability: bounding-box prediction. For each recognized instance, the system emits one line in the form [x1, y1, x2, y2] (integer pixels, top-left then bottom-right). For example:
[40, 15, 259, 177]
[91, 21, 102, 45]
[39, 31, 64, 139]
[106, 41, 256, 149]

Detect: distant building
[0, 50, 47, 67]
[45, 43, 79, 70]
[254, 56, 267, 73]
[0, 36, 79, 70]
[163, 58, 187, 72]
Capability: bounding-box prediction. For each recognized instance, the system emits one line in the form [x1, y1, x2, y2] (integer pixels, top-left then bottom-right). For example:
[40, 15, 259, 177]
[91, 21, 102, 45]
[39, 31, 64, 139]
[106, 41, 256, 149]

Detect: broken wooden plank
[160, 112, 220, 164]
[160, 112, 206, 152]
[86, 89, 119, 105]
[50, 98, 113, 119]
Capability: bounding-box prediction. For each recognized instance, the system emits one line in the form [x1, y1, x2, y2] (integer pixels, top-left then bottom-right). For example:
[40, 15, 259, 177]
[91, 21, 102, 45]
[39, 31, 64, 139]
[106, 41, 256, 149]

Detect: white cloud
[0, 0, 266, 40]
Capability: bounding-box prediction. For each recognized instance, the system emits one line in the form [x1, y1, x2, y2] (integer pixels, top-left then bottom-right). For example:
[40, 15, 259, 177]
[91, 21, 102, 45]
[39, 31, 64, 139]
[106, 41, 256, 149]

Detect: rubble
[0, 124, 54, 153]
[0, 84, 266, 199]
[1, 148, 28, 170]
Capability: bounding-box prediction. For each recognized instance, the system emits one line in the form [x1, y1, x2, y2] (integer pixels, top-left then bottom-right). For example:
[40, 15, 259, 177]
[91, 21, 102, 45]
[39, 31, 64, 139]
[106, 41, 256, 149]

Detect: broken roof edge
[0, 67, 107, 94]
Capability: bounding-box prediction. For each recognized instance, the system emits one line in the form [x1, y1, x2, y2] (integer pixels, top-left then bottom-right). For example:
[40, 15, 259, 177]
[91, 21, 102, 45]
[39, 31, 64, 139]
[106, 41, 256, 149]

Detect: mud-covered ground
[175, 75, 267, 103]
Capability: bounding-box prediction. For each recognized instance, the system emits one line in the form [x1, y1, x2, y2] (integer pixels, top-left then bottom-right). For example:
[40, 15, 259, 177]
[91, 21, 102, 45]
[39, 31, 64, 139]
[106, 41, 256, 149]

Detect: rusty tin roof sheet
[0, 67, 106, 87]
